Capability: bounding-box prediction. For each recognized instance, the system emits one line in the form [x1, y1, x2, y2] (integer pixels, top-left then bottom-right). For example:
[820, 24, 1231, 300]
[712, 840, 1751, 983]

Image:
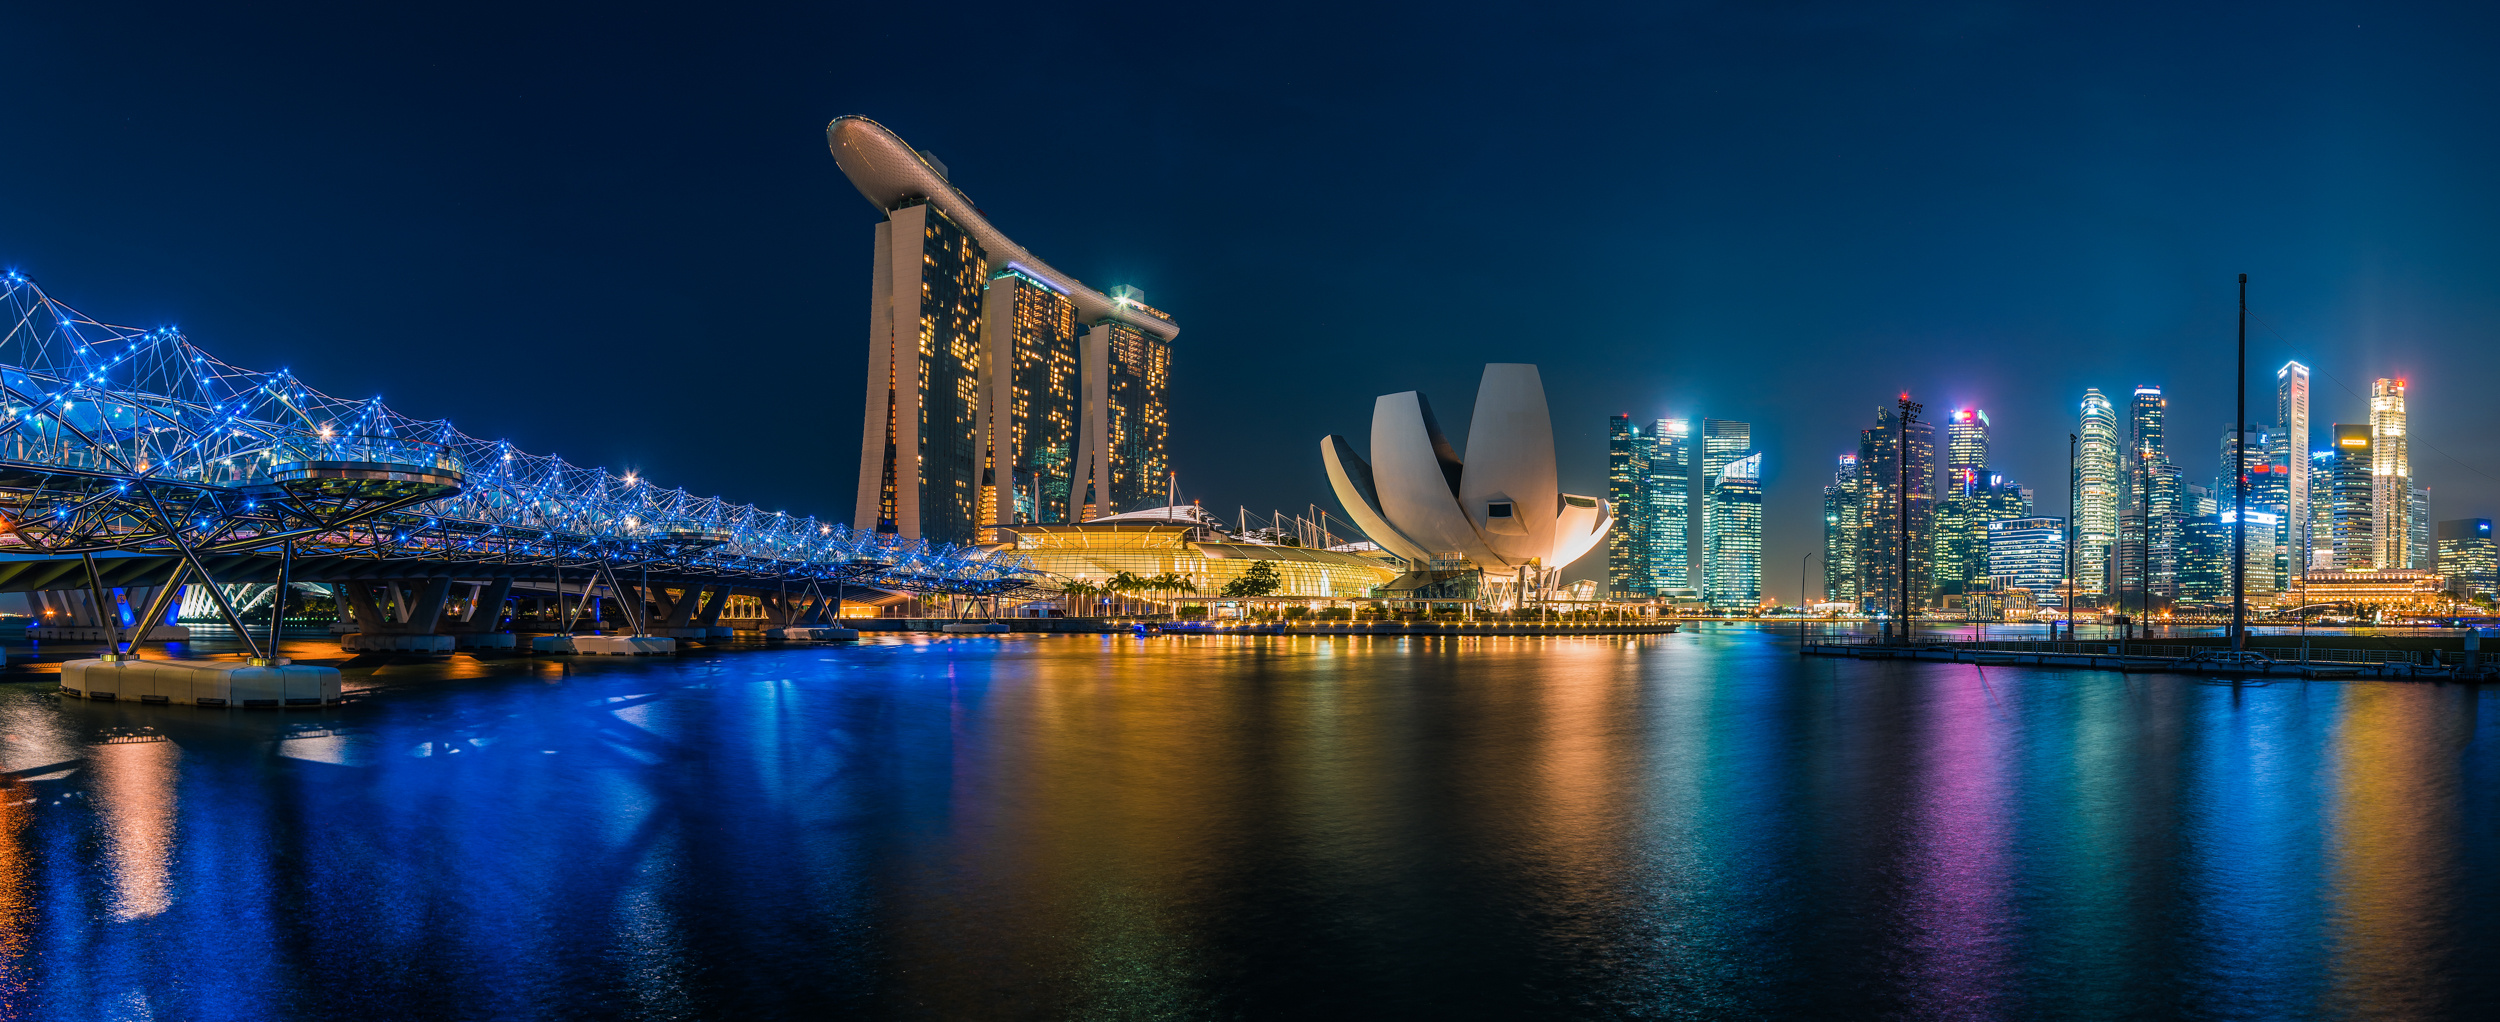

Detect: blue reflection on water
[0, 628, 2494, 1020]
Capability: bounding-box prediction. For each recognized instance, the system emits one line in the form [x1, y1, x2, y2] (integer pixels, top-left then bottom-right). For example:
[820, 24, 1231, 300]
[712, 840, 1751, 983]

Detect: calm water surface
[2, 627, 2495, 1020]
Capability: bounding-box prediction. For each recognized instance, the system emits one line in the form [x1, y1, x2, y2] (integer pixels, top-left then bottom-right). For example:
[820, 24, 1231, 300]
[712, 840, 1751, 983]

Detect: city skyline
[5, 6, 2499, 603]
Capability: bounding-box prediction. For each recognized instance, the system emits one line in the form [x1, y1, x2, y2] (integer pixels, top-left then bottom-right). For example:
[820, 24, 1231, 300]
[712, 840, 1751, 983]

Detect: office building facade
[1986, 516, 2066, 608]
[1700, 419, 1753, 601]
[2370, 378, 2411, 570]
[2328, 424, 2375, 568]
[1823, 453, 1861, 605]
[1706, 453, 1763, 608]
[2276, 361, 2312, 568]
[2439, 518, 2496, 602]
[1648, 418, 1690, 592]
[1854, 404, 1936, 617]
[1607, 415, 1652, 597]
[2076, 389, 2120, 600]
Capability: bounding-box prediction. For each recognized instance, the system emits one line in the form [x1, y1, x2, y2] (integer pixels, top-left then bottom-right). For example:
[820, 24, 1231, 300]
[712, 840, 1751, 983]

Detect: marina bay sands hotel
[828, 115, 1179, 545]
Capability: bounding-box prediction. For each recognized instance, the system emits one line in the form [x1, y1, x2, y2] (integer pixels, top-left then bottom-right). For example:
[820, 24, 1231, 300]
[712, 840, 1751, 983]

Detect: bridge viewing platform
[3, 271, 1034, 701]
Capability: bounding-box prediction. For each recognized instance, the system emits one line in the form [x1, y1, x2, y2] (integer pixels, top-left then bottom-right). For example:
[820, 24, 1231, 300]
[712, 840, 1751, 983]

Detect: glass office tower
[1700, 419, 1752, 600]
[2077, 389, 2120, 600]
[2329, 424, 2375, 567]
[1986, 516, 2066, 608]
[2370, 378, 2411, 570]
[1855, 404, 1936, 617]
[1823, 453, 1861, 605]
[1647, 418, 1690, 591]
[1607, 416, 1652, 597]
[2439, 519, 2497, 601]
[1705, 453, 1763, 609]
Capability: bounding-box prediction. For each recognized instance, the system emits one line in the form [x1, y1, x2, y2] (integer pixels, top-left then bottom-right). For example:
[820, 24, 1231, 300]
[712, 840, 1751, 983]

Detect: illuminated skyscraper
[1946, 408, 1988, 495]
[980, 269, 1081, 536]
[1935, 471, 2028, 596]
[1986, 516, 2066, 608]
[2181, 509, 2278, 609]
[2410, 484, 2433, 570]
[2370, 378, 2411, 570]
[1855, 404, 1936, 617]
[2329, 424, 2374, 568]
[831, 115, 1180, 540]
[1647, 418, 1690, 591]
[2076, 389, 2120, 600]
[2276, 361, 2311, 567]
[1607, 415, 1652, 597]
[1073, 294, 1177, 518]
[1823, 454, 1860, 604]
[1700, 419, 1753, 598]
[2128, 385, 2166, 496]
[1705, 453, 1763, 609]
[2439, 519, 2496, 601]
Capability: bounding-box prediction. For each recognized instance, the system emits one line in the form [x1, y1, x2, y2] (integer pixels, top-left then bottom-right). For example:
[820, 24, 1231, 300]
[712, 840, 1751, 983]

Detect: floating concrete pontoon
[31, 625, 191, 643]
[533, 635, 675, 655]
[940, 623, 1011, 634]
[59, 657, 341, 707]
[766, 627, 859, 641]
[453, 633, 516, 649]
[341, 633, 454, 653]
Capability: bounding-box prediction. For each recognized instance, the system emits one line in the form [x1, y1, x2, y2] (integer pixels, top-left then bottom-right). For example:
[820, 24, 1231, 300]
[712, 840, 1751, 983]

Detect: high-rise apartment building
[1823, 454, 1861, 605]
[1855, 405, 1936, 617]
[2439, 519, 2496, 602]
[831, 116, 1180, 542]
[2276, 361, 2311, 567]
[2076, 389, 2120, 600]
[1986, 516, 2066, 608]
[2328, 424, 2375, 568]
[1648, 418, 1691, 591]
[1607, 416, 1652, 597]
[2370, 378, 2411, 570]
[1705, 453, 1763, 609]
[1700, 419, 1753, 599]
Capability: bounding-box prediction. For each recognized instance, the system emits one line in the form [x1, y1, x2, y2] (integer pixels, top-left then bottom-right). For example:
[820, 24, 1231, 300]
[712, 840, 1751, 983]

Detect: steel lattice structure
[0, 272, 1031, 596]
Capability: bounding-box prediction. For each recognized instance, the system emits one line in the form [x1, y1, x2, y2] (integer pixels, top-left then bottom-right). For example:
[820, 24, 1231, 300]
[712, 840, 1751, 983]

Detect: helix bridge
[0, 271, 1031, 651]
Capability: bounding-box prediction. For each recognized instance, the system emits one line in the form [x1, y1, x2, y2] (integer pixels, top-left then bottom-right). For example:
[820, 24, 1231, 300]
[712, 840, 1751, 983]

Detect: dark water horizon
[3, 627, 2494, 1020]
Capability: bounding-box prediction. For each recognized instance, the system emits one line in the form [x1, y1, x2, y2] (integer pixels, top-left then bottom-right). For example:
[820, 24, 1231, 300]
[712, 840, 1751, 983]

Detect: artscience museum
[1320, 364, 1610, 610]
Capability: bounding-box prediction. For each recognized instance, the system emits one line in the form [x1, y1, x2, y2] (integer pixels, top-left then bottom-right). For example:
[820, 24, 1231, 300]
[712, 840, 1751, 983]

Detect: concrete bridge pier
[449, 578, 516, 649]
[339, 578, 456, 652]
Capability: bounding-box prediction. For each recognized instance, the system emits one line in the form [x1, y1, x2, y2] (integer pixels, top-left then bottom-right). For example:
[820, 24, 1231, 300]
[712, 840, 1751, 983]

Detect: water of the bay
[3, 626, 2496, 1020]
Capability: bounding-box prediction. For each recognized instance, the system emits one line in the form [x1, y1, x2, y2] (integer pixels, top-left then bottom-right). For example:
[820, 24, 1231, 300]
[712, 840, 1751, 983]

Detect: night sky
[7, 2, 2497, 598]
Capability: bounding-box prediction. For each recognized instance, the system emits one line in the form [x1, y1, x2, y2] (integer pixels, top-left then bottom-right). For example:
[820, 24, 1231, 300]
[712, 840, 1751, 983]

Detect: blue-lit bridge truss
[0, 272, 1031, 625]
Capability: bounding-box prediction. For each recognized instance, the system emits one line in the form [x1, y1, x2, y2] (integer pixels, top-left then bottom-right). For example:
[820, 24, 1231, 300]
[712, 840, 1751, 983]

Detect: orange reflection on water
[0, 779, 28, 1009]
[2324, 686, 2467, 1017]
[91, 740, 180, 922]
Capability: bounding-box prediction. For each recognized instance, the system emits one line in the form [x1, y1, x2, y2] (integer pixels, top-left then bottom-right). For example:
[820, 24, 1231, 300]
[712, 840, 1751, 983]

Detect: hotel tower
[829, 116, 1180, 544]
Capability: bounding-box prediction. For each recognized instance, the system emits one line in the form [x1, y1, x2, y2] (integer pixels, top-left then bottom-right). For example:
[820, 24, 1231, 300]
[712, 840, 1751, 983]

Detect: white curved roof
[826, 115, 1179, 342]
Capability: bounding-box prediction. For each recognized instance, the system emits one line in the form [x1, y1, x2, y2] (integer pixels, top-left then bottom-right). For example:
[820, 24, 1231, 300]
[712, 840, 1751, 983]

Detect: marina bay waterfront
[4, 630, 2494, 1019]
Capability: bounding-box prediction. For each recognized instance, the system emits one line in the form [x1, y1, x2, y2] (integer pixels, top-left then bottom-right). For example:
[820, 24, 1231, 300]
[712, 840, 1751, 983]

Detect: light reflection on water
[0, 627, 2493, 1019]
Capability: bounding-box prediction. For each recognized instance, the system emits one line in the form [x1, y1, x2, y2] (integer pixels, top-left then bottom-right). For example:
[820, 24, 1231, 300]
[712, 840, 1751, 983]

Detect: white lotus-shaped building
[1320, 364, 1610, 573]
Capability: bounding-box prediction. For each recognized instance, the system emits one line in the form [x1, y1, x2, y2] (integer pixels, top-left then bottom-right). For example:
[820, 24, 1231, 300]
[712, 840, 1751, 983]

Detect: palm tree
[1107, 571, 1148, 617]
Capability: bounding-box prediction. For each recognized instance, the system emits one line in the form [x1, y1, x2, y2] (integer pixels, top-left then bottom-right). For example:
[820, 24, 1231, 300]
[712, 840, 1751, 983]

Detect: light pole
[1800, 547, 1821, 650]
[2067, 432, 2078, 642]
[2232, 273, 2249, 652]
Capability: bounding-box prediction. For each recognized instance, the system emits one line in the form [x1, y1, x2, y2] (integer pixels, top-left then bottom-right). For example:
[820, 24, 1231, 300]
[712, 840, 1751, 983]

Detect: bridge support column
[695, 586, 729, 628]
[453, 579, 513, 634]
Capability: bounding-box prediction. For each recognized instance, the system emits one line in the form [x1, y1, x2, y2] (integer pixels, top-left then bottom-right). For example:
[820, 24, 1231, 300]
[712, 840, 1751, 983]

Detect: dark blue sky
[6, 1, 2495, 598]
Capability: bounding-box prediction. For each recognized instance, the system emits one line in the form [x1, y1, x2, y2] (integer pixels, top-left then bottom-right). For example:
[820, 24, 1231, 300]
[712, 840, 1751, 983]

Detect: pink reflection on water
[1898, 668, 2016, 1019]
